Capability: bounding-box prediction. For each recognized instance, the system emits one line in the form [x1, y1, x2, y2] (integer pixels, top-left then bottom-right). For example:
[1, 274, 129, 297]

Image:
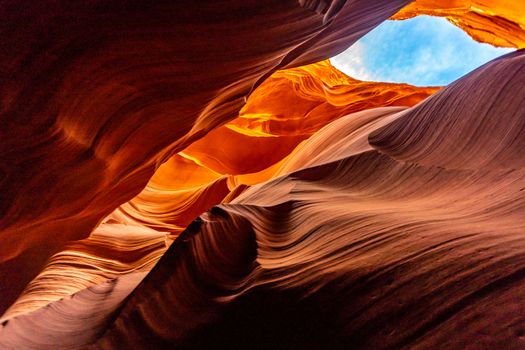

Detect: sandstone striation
[1, 1, 524, 349]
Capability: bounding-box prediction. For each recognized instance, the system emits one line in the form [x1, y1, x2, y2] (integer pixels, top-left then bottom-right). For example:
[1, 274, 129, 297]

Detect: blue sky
[330, 16, 514, 86]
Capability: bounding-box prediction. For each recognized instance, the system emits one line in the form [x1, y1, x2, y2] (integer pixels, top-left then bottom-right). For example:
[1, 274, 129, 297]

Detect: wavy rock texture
[0, 61, 435, 323]
[392, 0, 525, 48]
[369, 49, 525, 170]
[226, 60, 438, 138]
[0, 0, 413, 314]
[0, 224, 168, 322]
[107, 61, 437, 235]
[96, 50, 525, 349]
[0, 106, 410, 349]
[1, 272, 148, 350]
[2, 49, 525, 348]
[1, 0, 525, 349]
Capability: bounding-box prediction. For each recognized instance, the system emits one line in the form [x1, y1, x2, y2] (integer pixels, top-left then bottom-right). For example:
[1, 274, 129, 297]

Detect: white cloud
[330, 42, 379, 81]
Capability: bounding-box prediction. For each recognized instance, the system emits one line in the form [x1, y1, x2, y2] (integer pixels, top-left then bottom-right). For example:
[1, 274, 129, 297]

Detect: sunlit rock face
[1, 0, 525, 349]
[0, 0, 413, 314]
[392, 0, 525, 48]
[0, 61, 435, 326]
[99, 50, 525, 350]
[107, 60, 437, 237]
[369, 50, 525, 170]
[0, 223, 168, 323]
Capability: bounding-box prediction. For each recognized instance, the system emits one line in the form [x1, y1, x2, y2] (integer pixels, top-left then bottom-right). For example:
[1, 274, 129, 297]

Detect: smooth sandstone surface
[1, 0, 524, 349]
[0, 0, 412, 314]
[1, 60, 436, 326]
[95, 50, 525, 349]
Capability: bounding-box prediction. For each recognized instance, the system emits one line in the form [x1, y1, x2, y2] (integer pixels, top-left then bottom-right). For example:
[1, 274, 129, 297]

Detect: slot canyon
[1, 1, 524, 348]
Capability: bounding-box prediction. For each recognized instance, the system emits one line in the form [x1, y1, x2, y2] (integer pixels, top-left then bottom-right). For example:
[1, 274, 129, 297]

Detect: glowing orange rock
[182, 60, 438, 181]
[2, 0, 525, 348]
[113, 61, 437, 237]
[95, 49, 525, 350]
[228, 60, 439, 138]
[0, 51, 436, 324]
[393, 0, 525, 48]
[0, 0, 414, 314]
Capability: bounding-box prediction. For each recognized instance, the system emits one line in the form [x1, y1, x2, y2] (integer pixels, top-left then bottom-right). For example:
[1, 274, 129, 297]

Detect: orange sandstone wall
[0, 0, 413, 314]
[393, 0, 525, 48]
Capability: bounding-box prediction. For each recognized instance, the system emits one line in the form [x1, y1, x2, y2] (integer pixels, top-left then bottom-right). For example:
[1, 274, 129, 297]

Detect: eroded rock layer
[369, 49, 525, 170]
[1, 0, 525, 349]
[96, 50, 525, 349]
[1, 61, 436, 323]
[108, 60, 438, 235]
[0, 0, 413, 314]
[0, 224, 168, 322]
[392, 0, 525, 48]
[1, 50, 524, 349]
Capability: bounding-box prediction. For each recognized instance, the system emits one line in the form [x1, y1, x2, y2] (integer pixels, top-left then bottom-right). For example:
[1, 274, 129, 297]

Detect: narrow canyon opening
[331, 16, 514, 86]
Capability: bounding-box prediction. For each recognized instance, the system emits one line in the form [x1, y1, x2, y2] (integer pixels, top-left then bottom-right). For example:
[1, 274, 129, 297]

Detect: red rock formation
[102, 61, 437, 237]
[2, 49, 524, 348]
[0, 223, 167, 322]
[369, 50, 525, 170]
[392, 0, 525, 48]
[0, 61, 435, 324]
[97, 50, 525, 349]
[1, 0, 524, 349]
[0, 0, 413, 314]
[74, 59, 438, 233]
